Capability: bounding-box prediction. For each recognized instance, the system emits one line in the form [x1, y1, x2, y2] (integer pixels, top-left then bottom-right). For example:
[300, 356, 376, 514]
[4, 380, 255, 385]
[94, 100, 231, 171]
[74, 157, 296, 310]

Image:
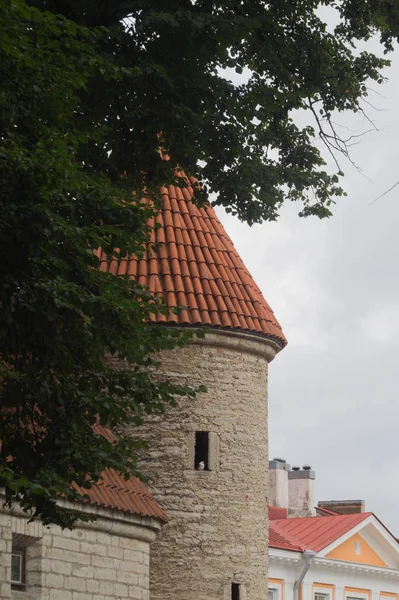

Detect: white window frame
[315, 593, 330, 600]
[269, 589, 279, 600]
[313, 584, 334, 600]
[268, 580, 282, 600]
[346, 593, 369, 600]
[11, 548, 25, 588]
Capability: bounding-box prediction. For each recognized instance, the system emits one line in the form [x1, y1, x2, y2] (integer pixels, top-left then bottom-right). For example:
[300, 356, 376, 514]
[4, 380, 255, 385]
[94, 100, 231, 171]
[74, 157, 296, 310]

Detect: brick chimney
[317, 500, 365, 515]
[269, 458, 289, 509]
[288, 465, 316, 517]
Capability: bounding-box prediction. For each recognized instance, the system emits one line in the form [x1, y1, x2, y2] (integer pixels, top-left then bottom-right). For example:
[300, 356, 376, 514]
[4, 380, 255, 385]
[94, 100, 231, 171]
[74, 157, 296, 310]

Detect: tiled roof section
[269, 506, 288, 520]
[72, 426, 167, 522]
[98, 178, 287, 347]
[271, 513, 371, 552]
[269, 521, 306, 552]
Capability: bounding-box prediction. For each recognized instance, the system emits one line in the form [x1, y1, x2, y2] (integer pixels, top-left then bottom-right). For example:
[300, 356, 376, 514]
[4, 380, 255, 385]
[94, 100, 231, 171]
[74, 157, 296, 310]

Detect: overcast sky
[219, 46, 399, 533]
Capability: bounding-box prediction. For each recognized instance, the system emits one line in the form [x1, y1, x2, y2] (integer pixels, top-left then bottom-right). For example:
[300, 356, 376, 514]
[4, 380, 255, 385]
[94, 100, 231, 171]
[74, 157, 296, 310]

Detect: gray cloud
[219, 50, 399, 534]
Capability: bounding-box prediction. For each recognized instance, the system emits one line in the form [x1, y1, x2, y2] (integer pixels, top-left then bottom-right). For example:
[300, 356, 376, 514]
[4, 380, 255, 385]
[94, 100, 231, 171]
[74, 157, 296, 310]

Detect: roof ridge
[270, 521, 307, 551]
[367, 512, 399, 546]
[274, 519, 306, 550]
[316, 506, 340, 516]
[102, 483, 157, 501]
[272, 512, 372, 552]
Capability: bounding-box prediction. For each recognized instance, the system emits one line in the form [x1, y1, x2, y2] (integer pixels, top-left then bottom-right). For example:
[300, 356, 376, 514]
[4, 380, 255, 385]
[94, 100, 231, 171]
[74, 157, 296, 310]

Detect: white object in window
[269, 590, 277, 600]
[195, 431, 209, 470]
[11, 548, 25, 588]
[188, 430, 219, 471]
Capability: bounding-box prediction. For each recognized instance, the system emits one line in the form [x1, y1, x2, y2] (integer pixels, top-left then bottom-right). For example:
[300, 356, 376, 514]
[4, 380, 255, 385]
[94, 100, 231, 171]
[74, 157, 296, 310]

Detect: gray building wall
[0, 502, 160, 600]
[130, 330, 278, 600]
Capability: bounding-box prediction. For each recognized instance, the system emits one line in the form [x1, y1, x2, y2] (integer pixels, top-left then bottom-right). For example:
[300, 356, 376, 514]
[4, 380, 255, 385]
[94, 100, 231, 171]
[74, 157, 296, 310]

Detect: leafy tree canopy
[0, 0, 398, 526]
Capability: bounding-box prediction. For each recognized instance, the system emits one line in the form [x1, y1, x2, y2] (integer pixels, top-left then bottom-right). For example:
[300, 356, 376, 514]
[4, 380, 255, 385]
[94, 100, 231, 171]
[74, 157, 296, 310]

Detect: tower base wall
[127, 330, 278, 600]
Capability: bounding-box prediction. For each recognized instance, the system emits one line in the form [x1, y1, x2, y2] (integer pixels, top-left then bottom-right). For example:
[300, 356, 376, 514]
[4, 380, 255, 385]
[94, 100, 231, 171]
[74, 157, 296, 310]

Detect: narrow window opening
[194, 431, 209, 470]
[11, 547, 25, 590]
[232, 583, 240, 600]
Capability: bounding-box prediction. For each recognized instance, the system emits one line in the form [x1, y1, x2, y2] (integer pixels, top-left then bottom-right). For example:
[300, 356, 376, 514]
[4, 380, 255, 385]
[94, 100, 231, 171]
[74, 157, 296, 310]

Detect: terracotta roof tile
[73, 426, 167, 522]
[98, 176, 286, 347]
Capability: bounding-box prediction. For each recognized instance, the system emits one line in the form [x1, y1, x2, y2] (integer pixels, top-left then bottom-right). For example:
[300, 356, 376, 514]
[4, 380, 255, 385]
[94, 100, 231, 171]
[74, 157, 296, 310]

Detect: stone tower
[99, 177, 287, 600]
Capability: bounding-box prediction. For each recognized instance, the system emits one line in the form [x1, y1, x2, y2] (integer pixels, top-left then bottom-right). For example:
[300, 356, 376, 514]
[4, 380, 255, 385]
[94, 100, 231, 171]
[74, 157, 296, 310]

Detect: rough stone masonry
[130, 329, 279, 600]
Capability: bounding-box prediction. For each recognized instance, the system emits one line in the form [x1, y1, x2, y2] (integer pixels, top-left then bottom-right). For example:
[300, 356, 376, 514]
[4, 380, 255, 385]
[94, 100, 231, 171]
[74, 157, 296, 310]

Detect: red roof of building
[72, 426, 167, 522]
[269, 506, 288, 520]
[269, 513, 371, 552]
[316, 505, 340, 516]
[98, 177, 286, 347]
[269, 521, 306, 552]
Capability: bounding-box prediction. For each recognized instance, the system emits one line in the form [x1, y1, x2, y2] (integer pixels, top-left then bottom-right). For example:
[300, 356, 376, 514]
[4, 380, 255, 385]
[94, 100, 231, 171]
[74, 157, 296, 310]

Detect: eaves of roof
[72, 425, 167, 522]
[98, 176, 287, 348]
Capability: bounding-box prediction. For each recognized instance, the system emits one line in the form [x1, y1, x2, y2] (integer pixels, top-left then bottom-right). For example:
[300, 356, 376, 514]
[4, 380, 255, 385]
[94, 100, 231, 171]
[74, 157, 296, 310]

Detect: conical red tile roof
[99, 177, 286, 348]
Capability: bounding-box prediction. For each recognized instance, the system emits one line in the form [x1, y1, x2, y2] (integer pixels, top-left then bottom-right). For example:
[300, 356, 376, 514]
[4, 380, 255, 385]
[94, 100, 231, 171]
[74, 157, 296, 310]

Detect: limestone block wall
[0, 502, 160, 600]
[129, 330, 278, 600]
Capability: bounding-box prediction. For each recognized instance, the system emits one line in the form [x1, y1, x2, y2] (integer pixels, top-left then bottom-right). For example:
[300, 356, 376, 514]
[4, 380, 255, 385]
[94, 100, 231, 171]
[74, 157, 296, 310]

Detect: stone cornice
[189, 328, 279, 361]
[269, 551, 302, 565]
[312, 557, 399, 579]
[269, 551, 399, 580]
[0, 493, 162, 543]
